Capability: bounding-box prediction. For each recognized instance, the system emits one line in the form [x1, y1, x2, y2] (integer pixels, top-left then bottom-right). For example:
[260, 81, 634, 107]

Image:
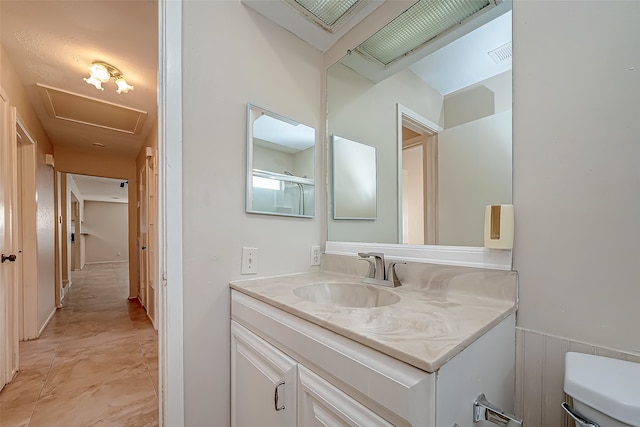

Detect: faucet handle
[357, 258, 376, 278]
[386, 262, 406, 287]
[358, 252, 386, 280]
[357, 252, 385, 260]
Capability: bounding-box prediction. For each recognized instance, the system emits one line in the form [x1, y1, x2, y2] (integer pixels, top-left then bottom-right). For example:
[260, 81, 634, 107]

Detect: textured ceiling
[1, 0, 158, 158]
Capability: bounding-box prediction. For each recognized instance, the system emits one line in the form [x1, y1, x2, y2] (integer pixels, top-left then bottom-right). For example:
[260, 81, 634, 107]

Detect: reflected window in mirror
[246, 104, 316, 218]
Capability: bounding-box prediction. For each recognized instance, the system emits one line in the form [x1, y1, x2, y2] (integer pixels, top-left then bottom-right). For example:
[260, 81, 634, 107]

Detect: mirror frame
[246, 103, 316, 218]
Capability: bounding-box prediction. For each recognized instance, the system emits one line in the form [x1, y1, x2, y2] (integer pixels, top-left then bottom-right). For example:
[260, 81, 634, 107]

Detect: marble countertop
[230, 270, 516, 373]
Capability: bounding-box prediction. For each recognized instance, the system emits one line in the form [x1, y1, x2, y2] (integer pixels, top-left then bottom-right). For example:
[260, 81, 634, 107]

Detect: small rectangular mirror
[246, 104, 316, 218]
[332, 135, 377, 220]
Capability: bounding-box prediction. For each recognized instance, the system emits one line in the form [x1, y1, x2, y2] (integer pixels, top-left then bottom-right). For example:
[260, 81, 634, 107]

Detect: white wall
[253, 144, 295, 174]
[327, 62, 443, 243]
[513, 0, 640, 423]
[83, 201, 128, 263]
[182, 2, 322, 425]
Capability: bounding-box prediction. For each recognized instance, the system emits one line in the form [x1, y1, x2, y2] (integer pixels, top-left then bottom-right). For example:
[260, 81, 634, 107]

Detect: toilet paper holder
[473, 394, 523, 427]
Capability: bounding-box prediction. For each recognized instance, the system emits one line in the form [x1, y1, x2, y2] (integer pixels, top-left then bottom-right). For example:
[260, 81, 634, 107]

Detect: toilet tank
[564, 352, 640, 427]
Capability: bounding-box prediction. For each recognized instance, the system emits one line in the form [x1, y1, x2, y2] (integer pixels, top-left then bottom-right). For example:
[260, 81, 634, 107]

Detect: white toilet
[563, 352, 640, 427]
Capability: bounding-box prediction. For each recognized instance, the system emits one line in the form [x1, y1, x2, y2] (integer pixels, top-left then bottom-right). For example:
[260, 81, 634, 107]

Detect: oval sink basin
[293, 282, 400, 308]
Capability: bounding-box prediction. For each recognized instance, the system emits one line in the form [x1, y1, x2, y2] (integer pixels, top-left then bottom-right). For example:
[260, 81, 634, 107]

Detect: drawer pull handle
[274, 380, 285, 411]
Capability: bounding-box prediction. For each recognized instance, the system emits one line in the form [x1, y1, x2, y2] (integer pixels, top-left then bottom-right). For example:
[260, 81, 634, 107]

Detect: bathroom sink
[293, 282, 400, 308]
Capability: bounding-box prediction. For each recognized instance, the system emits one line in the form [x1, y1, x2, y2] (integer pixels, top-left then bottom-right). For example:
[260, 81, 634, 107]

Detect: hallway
[0, 263, 158, 426]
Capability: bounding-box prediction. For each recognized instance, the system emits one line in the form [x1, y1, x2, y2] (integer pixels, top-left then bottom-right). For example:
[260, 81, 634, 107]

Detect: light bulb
[87, 63, 110, 82]
[84, 76, 105, 91]
[115, 77, 134, 94]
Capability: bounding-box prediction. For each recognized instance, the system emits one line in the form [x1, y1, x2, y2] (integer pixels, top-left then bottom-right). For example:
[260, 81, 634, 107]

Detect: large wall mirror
[327, 2, 512, 248]
[247, 104, 316, 218]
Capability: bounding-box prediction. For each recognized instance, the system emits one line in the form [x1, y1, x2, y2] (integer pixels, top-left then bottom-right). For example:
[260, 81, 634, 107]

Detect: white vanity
[230, 261, 518, 427]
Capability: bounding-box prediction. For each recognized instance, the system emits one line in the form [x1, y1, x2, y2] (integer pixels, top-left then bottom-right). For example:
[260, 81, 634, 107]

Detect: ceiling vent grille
[355, 0, 495, 67]
[488, 41, 512, 63]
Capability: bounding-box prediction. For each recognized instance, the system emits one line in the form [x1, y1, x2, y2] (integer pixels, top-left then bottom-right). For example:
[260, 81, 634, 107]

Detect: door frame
[158, 0, 185, 425]
[396, 104, 443, 245]
[138, 163, 148, 309]
[16, 115, 39, 340]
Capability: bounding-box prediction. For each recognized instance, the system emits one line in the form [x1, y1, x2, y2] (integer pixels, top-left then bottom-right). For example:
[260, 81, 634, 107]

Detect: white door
[298, 365, 393, 427]
[146, 151, 157, 326]
[231, 321, 297, 427]
[0, 87, 20, 391]
[138, 165, 148, 308]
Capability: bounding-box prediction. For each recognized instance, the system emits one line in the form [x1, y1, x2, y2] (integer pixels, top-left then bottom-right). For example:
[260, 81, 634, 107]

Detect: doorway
[397, 104, 442, 245]
[0, 0, 182, 422]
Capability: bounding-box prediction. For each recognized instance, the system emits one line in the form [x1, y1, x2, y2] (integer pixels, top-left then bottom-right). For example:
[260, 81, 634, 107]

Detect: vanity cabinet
[231, 321, 296, 427]
[231, 289, 515, 427]
[232, 321, 393, 427]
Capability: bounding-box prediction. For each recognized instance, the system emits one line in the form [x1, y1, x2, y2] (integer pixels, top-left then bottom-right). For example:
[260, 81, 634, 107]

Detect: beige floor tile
[0, 262, 158, 426]
[0, 367, 48, 408]
[30, 371, 158, 427]
[0, 400, 36, 427]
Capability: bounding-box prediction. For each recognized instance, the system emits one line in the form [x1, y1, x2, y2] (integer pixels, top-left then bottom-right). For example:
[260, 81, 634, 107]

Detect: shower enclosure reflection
[246, 104, 316, 218]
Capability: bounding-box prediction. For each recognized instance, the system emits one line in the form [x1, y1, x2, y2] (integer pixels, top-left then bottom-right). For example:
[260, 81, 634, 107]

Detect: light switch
[241, 247, 258, 274]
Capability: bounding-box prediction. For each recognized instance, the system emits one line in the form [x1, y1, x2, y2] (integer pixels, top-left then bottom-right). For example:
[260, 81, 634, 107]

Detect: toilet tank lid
[564, 352, 640, 427]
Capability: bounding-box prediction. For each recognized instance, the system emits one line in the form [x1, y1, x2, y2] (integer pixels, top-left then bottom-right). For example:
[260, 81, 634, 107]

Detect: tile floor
[0, 263, 159, 427]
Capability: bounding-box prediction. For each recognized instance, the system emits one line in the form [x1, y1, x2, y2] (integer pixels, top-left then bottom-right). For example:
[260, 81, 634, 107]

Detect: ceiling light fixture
[84, 61, 134, 94]
[282, 0, 362, 31]
[355, 0, 498, 67]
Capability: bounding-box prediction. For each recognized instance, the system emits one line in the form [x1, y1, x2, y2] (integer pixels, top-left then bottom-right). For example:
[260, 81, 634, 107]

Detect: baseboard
[61, 281, 72, 301]
[85, 260, 129, 265]
[38, 307, 58, 337]
[148, 312, 157, 331]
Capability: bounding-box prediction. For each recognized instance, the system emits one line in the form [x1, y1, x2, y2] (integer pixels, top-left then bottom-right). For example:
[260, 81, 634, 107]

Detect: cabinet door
[298, 365, 394, 427]
[231, 321, 297, 427]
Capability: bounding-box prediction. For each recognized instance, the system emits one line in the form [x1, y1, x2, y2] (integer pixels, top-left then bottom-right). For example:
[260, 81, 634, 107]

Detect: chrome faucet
[357, 252, 385, 280]
[357, 252, 404, 287]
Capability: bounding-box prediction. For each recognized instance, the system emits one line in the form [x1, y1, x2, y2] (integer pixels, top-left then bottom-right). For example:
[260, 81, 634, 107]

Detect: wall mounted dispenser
[484, 204, 514, 249]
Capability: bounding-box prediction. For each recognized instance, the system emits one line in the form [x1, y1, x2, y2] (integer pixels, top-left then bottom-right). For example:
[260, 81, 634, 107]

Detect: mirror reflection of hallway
[400, 108, 439, 246]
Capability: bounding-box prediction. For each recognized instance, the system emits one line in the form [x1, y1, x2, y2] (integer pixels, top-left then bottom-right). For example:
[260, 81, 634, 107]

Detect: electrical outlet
[310, 246, 321, 266]
[241, 247, 258, 274]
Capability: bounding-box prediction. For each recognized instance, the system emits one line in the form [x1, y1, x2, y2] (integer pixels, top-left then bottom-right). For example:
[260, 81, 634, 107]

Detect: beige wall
[327, 62, 443, 243]
[438, 111, 512, 246]
[182, 2, 322, 424]
[1, 44, 56, 333]
[444, 70, 511, 128]
[512, 0, 640, 423]
[83, 201, 128, 264]
[55, 146, 138, 298]
[136, 118, 158, 173]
